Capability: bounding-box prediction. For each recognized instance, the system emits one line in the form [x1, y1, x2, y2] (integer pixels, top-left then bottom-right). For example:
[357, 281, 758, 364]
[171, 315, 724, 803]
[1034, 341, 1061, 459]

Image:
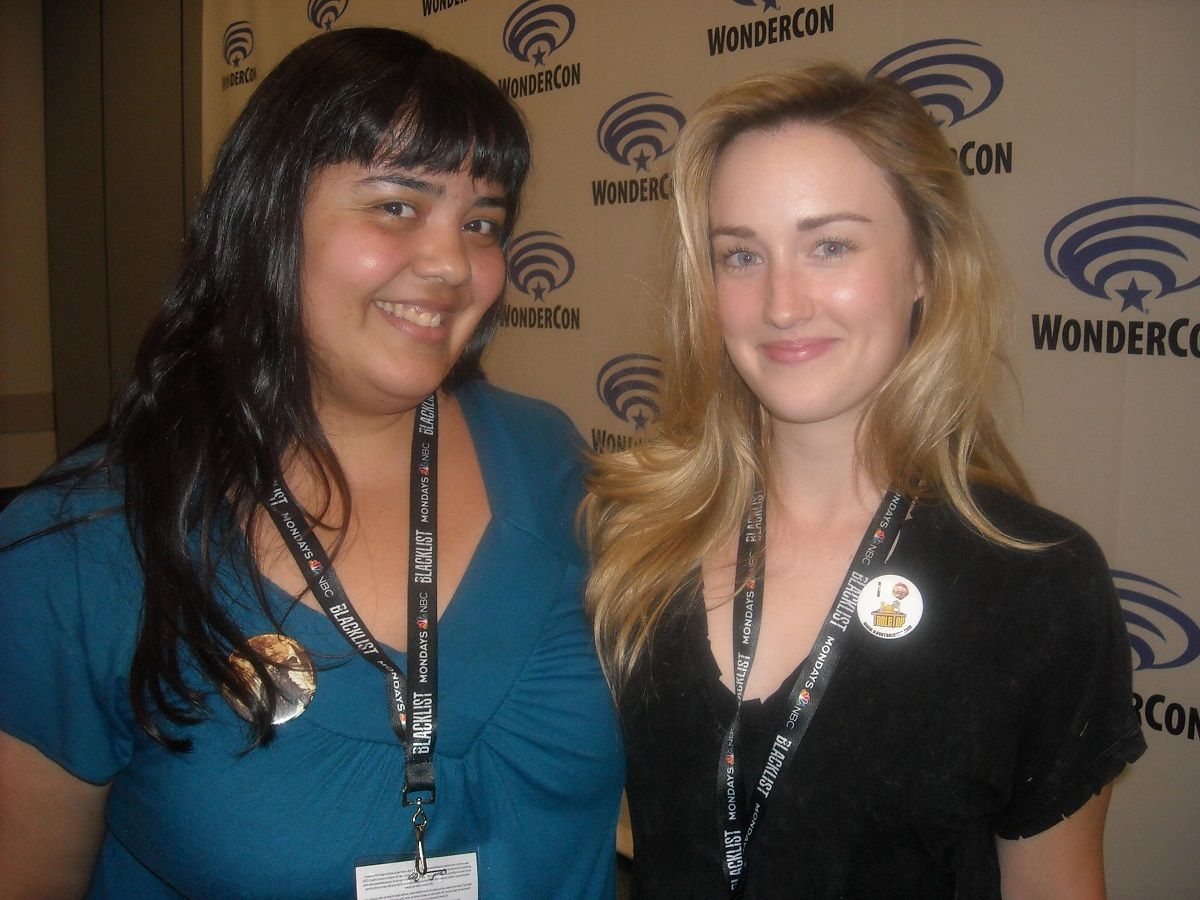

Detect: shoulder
[0, 449, 126, 550]
[907, 485, 1115, 623]
[456, 380, 585, 485]
[456, 380, 587, 548]
[918, 485, 1105, 565]
[457, 379, 583, 456]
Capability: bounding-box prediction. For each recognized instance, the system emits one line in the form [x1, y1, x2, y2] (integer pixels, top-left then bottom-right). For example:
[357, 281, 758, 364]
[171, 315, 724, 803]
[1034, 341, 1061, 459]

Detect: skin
[0, 161, 509, 893]
[0, 732, 110, 898]
[702, 123, 1110, 897]
[262, 161, 506, 649]
[299, 161, 509, 419]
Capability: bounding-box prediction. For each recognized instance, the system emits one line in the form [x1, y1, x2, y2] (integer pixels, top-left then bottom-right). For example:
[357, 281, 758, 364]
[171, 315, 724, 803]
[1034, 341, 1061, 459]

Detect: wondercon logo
[503, 1, 576, 66]
[596, 92, 686, 171]
[596, 354, 663, 430]
[867, 39, 1003, 127]
[1116, 570, 1200, 671]
[1044, 197, 1200, 313]
[507, 231, 575, 302]
[222, 21, 253, 67]
[308, 0, 348, 30]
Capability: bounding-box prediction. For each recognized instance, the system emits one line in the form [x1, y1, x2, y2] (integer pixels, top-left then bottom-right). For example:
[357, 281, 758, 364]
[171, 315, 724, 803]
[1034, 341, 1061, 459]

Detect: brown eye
[378, 201, 416, 218]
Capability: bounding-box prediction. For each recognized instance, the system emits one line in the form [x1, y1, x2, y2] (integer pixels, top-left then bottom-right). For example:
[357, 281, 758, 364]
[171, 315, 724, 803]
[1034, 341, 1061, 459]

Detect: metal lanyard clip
[411, 798, 430, 877]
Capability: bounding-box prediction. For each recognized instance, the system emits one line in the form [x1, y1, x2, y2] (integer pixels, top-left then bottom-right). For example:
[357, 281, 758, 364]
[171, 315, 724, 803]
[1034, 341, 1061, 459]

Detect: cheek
[470, 249, 508, 305]
[715, 282, 759, 337]
[305, 230, 389, 295]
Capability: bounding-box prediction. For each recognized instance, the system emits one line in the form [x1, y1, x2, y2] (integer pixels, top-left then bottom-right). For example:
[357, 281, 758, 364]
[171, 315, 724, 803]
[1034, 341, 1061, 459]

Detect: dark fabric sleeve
[992, 529, 1146, 839]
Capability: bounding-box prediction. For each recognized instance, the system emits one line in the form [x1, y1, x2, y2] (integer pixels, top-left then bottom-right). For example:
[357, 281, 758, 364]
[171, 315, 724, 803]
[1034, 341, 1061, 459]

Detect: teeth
[374, 301, 444, 328]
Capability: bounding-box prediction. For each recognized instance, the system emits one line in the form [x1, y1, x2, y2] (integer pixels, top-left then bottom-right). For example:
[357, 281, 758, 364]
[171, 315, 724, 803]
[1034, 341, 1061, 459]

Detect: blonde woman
[585, 64, 1143, 898]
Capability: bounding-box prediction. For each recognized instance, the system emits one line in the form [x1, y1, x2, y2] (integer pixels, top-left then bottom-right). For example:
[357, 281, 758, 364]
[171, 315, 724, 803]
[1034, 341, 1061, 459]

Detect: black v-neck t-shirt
[619, 490, 1145, 898]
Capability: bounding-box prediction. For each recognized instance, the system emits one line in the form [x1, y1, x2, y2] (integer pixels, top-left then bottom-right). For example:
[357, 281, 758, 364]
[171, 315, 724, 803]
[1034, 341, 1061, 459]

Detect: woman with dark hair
[0, 28, 622, 898]
[585, 64, 1143, 897]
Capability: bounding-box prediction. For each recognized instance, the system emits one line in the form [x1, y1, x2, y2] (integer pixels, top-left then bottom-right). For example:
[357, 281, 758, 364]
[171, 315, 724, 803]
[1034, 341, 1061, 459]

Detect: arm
[996, 784, 1111, 900]
[0, 731, 110, 899]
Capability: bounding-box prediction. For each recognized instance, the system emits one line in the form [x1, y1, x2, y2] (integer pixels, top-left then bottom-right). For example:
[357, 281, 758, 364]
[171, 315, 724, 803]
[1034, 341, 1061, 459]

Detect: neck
[765, 415, 882, 526]
[286, 392, 437, 502]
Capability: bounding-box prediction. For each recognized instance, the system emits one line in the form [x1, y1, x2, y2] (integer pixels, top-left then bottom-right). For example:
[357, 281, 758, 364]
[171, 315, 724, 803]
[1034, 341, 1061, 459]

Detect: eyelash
[375, 203, 504, 240]
[718, 245, 760, 272]
[716, 235, 859, 272]
[813, 236, 858, 259]
[377, 200, 416, 218]
[464, 219, 502, 238]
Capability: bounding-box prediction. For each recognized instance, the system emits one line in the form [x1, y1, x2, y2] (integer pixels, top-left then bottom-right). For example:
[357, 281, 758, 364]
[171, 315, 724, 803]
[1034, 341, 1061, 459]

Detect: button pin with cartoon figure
[856, 574, 923, 640]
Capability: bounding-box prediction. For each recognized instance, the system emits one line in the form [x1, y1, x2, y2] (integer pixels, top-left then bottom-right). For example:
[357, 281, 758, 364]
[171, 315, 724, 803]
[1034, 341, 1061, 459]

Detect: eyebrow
[710, 211, 872, 239]
[356, 173, 507, 210]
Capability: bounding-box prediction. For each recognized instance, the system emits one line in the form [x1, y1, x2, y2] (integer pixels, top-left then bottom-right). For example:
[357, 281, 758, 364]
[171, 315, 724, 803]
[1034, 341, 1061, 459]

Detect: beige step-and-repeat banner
[201, 2, 1199, 895]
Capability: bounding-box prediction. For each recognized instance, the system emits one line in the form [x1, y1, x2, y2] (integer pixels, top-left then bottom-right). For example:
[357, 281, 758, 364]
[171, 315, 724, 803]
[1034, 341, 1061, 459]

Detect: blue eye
[719, 247, 760, 270]
[814, 239, 854, 260]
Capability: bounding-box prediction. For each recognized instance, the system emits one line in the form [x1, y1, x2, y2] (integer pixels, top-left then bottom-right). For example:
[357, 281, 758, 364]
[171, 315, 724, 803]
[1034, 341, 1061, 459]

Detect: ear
[910, 259, 927, 306]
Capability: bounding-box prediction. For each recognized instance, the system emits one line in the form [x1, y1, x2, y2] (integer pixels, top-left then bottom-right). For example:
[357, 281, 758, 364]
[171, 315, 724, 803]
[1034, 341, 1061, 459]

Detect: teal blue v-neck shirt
[0, 382, 624, 898]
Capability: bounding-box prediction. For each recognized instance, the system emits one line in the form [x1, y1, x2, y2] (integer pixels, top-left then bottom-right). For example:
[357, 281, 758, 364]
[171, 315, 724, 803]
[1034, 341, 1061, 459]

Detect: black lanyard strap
[718, 489, 912, 895]
[261, 392, 441, 806]
[405, 392, 438, 803]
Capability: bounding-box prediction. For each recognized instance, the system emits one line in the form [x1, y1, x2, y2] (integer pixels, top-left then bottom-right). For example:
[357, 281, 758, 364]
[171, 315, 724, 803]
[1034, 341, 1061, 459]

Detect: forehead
[307, 161, 507, 200]
[710, 123, 900, 216]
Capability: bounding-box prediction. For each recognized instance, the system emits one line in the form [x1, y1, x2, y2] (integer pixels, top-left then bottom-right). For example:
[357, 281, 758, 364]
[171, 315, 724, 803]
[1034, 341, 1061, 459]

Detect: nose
[413, 223, 471, 287]
[764, 261, 815, 329]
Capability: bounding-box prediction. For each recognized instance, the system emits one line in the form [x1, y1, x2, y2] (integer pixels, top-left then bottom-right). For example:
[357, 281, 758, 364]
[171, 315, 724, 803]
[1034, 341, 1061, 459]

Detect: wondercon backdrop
[201, 1, 1199, 894]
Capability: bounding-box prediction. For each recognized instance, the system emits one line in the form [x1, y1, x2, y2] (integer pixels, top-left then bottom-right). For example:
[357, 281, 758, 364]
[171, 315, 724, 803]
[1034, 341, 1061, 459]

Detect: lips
[760, 337, 837, 363]
[372, 300, 447, 328]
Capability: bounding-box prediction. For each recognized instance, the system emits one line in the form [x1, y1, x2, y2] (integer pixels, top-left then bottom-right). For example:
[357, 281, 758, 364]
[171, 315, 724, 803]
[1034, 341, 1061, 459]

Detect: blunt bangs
[293, 32, 530, 220]
[372, 56, 530, 202]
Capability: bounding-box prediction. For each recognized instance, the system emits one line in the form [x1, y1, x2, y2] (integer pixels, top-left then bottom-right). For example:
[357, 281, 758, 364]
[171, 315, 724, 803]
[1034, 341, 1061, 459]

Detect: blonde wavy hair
[583, 63, 1035, 692]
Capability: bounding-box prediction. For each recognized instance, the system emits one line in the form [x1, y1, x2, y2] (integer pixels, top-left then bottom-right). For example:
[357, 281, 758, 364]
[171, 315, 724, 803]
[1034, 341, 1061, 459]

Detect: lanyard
[718, 489, 911, 896]
[262, 393, 440, 866]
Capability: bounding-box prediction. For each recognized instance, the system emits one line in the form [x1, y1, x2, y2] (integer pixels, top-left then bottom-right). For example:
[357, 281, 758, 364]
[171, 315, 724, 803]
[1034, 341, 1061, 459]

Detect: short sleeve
[0, 485, 141, 784]
[993, 530, 1146, 839]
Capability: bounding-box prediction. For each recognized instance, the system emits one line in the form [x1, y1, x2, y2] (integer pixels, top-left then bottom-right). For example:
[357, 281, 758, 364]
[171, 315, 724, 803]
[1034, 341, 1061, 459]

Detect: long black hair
[77, 28, 530, 748]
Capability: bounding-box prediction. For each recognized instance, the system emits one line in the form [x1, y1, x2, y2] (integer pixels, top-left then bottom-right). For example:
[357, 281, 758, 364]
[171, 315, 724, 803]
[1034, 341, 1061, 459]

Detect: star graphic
[762, 0, 780, 10]
[1116, 276, 1152, 313]
[533, 282, 547, 303]
[632, 148, 652, 171]
[531, 47, 547, 66]
[632, 410, 648, 431]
